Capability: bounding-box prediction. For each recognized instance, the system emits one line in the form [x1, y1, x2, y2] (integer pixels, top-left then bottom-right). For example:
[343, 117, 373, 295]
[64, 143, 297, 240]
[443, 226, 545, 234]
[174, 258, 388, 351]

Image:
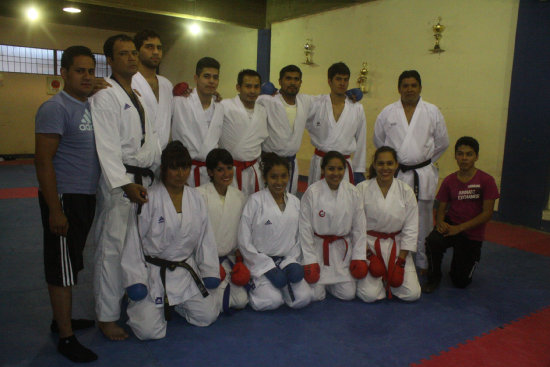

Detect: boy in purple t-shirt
[422, 136, 499, 293]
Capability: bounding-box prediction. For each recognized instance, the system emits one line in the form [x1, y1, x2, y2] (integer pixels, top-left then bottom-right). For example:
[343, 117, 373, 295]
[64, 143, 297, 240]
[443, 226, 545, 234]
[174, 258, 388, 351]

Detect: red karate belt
[192, 160, 206, 187]
[233, 159, 259, 192]
[367, 230, 401, 299]
[314, 148, 354, 184]
[314, 233, 348, 266]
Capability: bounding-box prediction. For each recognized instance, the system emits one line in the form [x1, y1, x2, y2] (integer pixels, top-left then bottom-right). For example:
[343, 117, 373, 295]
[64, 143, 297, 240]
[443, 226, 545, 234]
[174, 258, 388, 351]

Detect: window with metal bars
[0, 44, 110, 77]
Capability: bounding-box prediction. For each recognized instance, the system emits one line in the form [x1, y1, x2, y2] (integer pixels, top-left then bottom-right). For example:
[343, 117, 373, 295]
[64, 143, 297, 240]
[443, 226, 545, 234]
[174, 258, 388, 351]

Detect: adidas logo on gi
[158, 216, 165, 224]
[124, 103, 132, 110]
[265, 220, 272, 225]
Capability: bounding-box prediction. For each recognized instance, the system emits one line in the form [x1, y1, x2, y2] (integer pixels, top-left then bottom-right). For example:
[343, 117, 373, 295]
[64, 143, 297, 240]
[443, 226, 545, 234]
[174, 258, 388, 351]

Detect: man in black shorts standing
[35, 45, 100, 362]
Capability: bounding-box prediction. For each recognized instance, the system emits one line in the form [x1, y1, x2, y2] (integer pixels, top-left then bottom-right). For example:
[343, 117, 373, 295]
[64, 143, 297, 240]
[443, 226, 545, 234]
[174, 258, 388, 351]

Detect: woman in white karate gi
[300, 151, 368, 302]
[122, 141, 221, 340]
[238, 153, 312, 311]
[197, 148, 250, 314]
[356, 146, 421, 302]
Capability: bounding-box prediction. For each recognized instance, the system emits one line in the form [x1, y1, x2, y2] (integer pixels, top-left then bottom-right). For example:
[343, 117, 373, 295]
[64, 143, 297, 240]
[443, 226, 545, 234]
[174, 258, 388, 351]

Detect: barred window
[56, 50, 111, 77]
[1, 44, 110, 77]
[0, 45, 55, 75]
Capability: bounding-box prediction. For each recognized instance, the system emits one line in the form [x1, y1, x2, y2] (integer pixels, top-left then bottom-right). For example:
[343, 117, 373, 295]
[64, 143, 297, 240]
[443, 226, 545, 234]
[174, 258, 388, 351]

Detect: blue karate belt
[271, 256, 295, 302]
[395, 159, 431, 201]
[145, 255, 209, 321]
[219, 256, 234, 315]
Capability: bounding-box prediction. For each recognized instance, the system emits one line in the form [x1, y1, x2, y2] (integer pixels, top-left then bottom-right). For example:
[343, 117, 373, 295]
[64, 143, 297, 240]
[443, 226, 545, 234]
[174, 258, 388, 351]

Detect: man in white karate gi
[256, 65, 315, 195]
[374, 70, 449, 272]
[306, 62, 367, 186]
[131, 29, 173, 151]
[172, 57, 224, 187]
[220, 69, 268, 196]
[92, 34, 160, 340]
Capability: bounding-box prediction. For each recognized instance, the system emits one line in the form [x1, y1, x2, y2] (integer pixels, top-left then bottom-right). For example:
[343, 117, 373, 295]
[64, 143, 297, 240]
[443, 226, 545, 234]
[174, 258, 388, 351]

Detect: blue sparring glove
[283, 263, 304, 283]
[126, 283, 148, 301]
[353, 172, 366, 185]
[264, 267, 287, 289]
[345, 88, 363, 102]
[202, 277, 221, 289]
[260, 81, 277, 95]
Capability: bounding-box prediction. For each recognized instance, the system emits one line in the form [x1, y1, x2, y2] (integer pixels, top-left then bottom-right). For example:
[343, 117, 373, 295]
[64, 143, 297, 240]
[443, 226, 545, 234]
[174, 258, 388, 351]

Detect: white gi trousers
[356, 252, 420, 302]
[416, 199, 434, 269]
[210, 257, 249, 314]
[93, 176, 152, 322]
[127, 291, 218, 340]
[310, 281, 357, 302]
[249, 274, 312, 311]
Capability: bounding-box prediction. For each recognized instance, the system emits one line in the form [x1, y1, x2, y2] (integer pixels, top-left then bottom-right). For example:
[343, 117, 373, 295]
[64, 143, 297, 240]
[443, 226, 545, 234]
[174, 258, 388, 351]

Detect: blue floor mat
[1, 165, 550, 366]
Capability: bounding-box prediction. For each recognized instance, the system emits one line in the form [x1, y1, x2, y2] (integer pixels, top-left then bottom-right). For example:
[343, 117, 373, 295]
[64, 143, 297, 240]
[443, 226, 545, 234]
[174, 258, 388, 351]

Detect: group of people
[34, 29, 499, 363]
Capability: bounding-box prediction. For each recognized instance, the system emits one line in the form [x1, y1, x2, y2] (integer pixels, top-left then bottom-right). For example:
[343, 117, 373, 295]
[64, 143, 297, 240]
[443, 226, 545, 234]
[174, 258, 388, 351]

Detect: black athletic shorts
[39, 192, 96, 287]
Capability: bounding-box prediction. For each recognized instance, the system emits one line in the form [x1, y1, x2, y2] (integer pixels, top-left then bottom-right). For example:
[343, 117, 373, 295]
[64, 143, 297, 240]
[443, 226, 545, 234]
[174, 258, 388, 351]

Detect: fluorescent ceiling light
[63, 7, 81, 13]
[25, 6, 39, 21]
[189, 23, 201, 35]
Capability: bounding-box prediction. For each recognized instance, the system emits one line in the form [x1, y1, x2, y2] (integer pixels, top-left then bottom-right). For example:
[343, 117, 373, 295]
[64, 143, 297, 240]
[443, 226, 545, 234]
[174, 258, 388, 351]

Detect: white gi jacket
[257, 93, 315, 194]
[122, 183, 219, 306]
[357, 178, 419, 260]
[299, 180, 367, 284]
[172, 90, 225, 187]
[197, 183, 246, 257]
[306, 95, 367, 184]
[238, 189, 303, 278]
[91, 76, 160, 191]
[374, 97, 449, 200]
[220, 96, 268, 195]
[257, 93, 313, 156]
[220, 96, 268, 161]
[132, 72, 173, 150]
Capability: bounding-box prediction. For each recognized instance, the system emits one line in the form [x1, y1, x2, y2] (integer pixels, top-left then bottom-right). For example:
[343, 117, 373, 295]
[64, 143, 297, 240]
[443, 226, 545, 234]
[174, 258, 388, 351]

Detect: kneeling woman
[356, 146, 421, 302]
[300, 151, 368, 301]
[122, 141, 220, 340]
[197, 148, 249, 314]
[238, 153, 312, 311]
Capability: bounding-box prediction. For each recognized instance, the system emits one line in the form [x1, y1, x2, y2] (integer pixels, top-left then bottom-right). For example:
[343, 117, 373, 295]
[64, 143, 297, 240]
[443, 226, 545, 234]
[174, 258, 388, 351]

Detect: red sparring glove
[367, 249, 385, 278]
[219, 264, 226, 282]
[303, 263, 320, 284]
[349, 259, 368, 279]
[389, 257, 406, 288]
[172, 82, 190, 96]
[231, 262, 250, 286]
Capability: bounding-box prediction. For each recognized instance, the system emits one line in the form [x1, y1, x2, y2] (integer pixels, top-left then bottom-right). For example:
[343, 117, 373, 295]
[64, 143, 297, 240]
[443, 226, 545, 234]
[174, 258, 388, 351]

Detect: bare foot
[98, 321, 128, 341]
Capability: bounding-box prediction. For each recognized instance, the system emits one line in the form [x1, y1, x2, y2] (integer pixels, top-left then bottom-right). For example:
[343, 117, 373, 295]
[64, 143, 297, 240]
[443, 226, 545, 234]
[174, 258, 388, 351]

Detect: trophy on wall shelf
[430, 17, 446, 53]
[357, 62, 368, 93]
[303, 39, 316, 65]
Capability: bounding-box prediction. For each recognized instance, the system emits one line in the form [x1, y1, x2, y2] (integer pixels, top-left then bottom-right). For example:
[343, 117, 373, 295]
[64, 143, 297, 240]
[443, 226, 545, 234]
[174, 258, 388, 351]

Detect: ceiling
[0, 0, 372, 32]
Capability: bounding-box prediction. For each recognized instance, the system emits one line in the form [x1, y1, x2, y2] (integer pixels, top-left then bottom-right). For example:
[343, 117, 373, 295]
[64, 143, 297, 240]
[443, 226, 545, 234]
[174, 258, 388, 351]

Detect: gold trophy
[303, 39, 315, 65]
[357, 62, 368, 93]
[430, 17, 446, 53]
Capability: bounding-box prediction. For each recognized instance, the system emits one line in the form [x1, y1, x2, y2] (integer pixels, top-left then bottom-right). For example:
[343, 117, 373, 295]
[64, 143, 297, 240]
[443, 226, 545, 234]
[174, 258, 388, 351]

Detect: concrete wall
[161, 21, 258, 100]
[0, 16, 121, 154]
[269, 0, 519, 192]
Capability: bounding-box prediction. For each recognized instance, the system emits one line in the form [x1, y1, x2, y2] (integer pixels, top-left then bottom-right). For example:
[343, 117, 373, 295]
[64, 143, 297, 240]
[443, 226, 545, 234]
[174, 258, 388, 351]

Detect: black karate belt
[219, 256, 234, 315]
[285, 155, 297, 193]
[271, 256, 295, 302]
[124, 164, 155, 214]
[395, 159, 431, 200]
[144, 255, 209, 321]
